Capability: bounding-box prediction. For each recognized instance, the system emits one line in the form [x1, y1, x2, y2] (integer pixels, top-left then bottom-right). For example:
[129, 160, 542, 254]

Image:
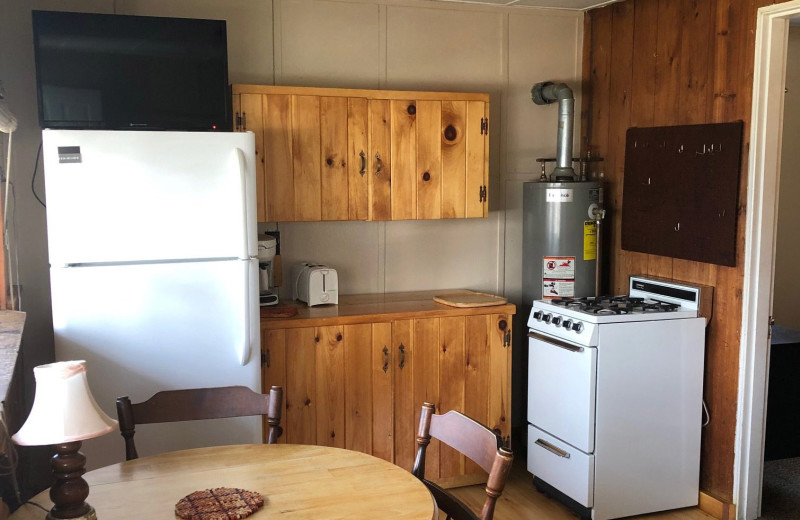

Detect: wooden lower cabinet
[261, 311, 512, 486]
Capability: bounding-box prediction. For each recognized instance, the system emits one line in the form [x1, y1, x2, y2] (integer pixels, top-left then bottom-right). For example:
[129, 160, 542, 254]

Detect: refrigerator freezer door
[51, 258, 261, 469]
[43, 130, 257, 265]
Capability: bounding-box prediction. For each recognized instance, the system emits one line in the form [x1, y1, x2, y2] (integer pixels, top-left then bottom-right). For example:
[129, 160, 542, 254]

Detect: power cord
[31, 140, 45, 208]
[702, 399, 710, 427]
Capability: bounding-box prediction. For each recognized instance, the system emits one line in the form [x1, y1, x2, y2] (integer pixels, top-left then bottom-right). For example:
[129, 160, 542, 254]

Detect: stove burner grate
[547, 296, 681, 314]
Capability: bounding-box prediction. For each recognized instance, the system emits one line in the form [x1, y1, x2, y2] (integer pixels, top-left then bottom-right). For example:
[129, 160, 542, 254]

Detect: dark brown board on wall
[621, 121, 743, 266]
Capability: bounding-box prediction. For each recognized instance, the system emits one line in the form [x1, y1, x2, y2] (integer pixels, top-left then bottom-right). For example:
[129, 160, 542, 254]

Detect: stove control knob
[562, 319, 573, 330]
[533, 311, 543, 321]
[543, 313, 552, 324]
[572, 322, 584, 333]
[551, 316, 562, 327]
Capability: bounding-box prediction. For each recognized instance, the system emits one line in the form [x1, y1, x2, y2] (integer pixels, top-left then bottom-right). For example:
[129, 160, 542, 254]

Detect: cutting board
[433, 291, 508, 308]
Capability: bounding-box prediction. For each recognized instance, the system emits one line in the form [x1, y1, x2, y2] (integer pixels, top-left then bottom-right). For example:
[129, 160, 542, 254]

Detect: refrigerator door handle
[235, 148, 250, 261]
[240, 259, 252, 366]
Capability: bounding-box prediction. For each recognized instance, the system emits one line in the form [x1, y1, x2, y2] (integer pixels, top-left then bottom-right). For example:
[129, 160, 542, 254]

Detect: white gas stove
[526, 276, 712, 520]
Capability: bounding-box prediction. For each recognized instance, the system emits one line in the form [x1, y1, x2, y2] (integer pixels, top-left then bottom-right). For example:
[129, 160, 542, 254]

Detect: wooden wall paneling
[464, 314, 490, 474]
[679, 0, 715, 125]
[587, 7, 613, 291]
[240, 94, 266, 222]
[441, 100, 467, 219]
[286, 327, 316, 445]
[438, 316, 466, 479]
[414, 318, 441, 478]
[622, 0, 658, 282]
[465, 101, 486, 218]
[264, 94, 294, 221]
[292, 95, 322, 221]
[580, 13, 594, 156]
[369, 99, 392, 221]
[344, 323, 373, 454]
[489, 314, 511, 445]
[391, 100, 418, 220]
[416, 100, 443, 220]
[320, 96, 349, 221]
[315, 325, 345, 448]
[607, 1, 635, 297]
[372, 322, 394, 462]
[262, 328, 287, 444]
[393, 319, 415, 471]
[347, 97, 369, 220]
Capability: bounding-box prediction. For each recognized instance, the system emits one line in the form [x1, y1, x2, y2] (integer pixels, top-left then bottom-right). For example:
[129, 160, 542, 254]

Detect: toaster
[292, 262, 339, 306]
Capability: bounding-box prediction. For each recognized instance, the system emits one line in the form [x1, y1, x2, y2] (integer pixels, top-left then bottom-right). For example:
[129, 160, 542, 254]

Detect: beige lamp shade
[12, 360, 118, 446]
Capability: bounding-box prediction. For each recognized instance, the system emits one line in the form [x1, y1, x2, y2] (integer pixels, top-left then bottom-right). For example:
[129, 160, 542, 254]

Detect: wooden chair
[412, 402, 513, 520]
[116, 385, 283, 461]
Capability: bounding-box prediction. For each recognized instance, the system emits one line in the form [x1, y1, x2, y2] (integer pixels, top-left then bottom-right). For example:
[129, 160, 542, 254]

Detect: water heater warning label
[543, 257, 575, 299]
[583, 220, 597, 260]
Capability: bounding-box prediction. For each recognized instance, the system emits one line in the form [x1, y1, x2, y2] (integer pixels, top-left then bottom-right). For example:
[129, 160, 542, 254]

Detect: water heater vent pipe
[531, 81, 575, 181]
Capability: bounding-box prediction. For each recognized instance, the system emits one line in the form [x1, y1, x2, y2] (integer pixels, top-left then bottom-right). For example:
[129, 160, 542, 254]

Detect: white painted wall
[1, 0, 582, 429]
[774, 27, 800, 330]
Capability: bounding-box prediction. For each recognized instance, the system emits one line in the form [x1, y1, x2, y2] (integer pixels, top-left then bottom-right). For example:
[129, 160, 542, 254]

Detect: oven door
[527, 331, 597, 453]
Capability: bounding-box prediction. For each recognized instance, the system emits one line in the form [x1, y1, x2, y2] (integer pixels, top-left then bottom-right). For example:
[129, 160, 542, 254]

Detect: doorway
[738, 2, 800, 519]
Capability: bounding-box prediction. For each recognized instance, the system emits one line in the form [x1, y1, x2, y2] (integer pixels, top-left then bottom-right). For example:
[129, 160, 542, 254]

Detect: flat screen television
[32, 10, 231, 131]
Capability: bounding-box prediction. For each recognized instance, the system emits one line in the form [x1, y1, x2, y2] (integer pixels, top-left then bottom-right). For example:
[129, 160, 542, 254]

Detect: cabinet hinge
[479, 185, 487, 203]
[503, 330, 511, 348]
[480, 117, 488, 135]
[235, 112, 242, 131]
[262, 349, 270, 368]
[241, 112, 247, 131]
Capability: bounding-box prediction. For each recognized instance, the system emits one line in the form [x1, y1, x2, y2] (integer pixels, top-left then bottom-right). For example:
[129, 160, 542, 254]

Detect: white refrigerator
[42, 130, 261, 469]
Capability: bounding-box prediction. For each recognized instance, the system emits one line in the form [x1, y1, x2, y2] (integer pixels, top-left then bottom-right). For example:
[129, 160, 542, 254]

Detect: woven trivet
[175, 487, 264, 520]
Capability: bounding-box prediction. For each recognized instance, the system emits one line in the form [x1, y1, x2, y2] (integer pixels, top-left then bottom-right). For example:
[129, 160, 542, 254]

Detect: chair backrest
[412, 402, 513, 520]
[116, 385, 283, 460]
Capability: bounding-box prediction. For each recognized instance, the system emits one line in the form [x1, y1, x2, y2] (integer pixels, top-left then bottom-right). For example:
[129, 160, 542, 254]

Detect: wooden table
[10, 444, 437, 519]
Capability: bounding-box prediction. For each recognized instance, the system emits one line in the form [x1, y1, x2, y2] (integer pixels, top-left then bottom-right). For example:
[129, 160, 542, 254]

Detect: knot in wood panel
[443, 124, 458, 142]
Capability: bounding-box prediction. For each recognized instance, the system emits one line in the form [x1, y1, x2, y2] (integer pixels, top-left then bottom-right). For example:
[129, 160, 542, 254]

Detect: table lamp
[12, 360, 118, 520]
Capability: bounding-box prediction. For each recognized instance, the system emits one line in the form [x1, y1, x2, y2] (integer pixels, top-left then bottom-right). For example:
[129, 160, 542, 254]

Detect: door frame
[737, 3, 800, 519]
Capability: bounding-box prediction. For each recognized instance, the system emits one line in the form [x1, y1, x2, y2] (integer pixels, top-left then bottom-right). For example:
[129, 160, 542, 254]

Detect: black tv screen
[32, 10, 231, 131]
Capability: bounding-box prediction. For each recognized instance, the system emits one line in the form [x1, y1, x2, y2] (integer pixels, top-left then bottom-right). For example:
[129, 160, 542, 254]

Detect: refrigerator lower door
[50, 258, 261, 469]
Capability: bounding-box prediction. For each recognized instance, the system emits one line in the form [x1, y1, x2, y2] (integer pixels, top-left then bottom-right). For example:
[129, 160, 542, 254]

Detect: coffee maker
[257, 237, 279, 306]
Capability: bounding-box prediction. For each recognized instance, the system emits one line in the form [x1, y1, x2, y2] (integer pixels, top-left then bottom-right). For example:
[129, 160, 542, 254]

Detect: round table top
[10, 444, 437, 519]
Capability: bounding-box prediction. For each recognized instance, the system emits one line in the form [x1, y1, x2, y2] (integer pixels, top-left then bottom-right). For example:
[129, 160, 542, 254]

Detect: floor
[759, 457, 800, 520]
[447, 462, 716, 520]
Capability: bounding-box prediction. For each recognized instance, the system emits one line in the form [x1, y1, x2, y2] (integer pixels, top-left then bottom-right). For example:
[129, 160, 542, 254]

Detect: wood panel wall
[582, 0, 776, 502]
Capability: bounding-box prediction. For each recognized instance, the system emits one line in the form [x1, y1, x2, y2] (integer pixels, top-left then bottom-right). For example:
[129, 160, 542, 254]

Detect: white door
[42, 130, 256, 264]
[51, 257, 260, 469]
[528, 334, 597, 453]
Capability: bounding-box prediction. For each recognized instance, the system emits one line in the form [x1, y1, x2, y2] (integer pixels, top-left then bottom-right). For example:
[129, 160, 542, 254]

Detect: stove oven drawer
[527, 332, 597, 453]
[528, 424, 594, 508]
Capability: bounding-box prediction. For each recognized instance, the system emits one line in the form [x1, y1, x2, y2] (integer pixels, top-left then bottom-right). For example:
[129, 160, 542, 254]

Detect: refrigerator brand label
[58, 146, 82, 164]
[546, 188, 573, 202]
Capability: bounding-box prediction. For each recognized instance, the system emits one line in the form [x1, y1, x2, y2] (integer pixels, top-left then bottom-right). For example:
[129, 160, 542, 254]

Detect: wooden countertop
[261, 290, 515, 329]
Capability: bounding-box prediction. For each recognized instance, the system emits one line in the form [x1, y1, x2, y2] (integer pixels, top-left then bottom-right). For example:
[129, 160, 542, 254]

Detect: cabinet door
[371, 322, 394, 461]
[285, 327, 316, 444]
[262, 328, 287, 444]
[441, 101, 467, 219]
[391, 100, 417, 220]
[316, 325, 345, 447]
[369, 99, 392, 221]
[393, 319, 415, 471]
[320, 97, 349, 221]
[344, 323, 372, 454]
[264, 94, 295, 221]
[438, 316, 466, 478]
[416, 101, 442, 220]
[292, 96, 322, 221]
[466, 101, 488, 218]
[348, 98, 369, 220]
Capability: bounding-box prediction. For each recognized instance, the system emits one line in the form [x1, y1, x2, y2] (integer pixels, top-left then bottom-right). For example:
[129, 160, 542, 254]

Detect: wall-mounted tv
[32, 10, 231, 131]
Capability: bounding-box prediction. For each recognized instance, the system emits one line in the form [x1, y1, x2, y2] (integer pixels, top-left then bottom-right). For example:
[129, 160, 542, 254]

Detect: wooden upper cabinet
[232, 85, 489, 222]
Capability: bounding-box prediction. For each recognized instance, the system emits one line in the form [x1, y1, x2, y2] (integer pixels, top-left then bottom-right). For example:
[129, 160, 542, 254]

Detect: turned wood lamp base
[47, 441, 97, 520]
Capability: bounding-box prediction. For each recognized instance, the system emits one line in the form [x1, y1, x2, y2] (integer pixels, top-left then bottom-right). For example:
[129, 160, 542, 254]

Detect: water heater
[522, 180, 603, 303]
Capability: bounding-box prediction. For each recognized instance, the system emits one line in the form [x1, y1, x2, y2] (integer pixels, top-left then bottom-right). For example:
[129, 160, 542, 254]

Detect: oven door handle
[534, 438, 571, 459]
[527, 331, 585, 353]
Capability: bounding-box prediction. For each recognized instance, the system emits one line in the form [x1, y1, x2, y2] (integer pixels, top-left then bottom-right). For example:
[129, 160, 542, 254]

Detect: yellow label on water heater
[584, 220, 597, 261]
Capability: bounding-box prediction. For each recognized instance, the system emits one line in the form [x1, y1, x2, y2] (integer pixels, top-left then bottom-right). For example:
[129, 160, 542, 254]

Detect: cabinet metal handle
[528, 331, 584, 353]
[398, 344, 405, 369]
[535, 438, 570, 459]
[382, 346, 389, 373]
[359, 151, 366, 176]
[375, 153, 383, 176]
[242, 112, 247, 131]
